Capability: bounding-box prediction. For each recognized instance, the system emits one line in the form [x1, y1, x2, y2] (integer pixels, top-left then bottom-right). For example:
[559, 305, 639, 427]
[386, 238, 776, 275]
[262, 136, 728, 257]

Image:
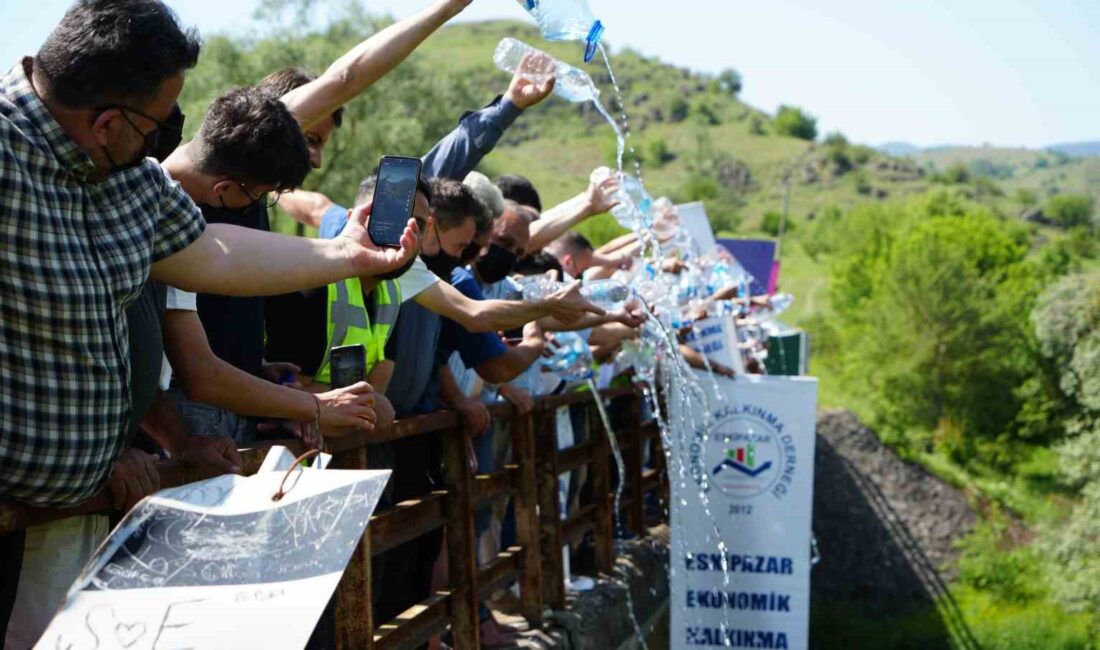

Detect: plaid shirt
[0, 60, 205, 506]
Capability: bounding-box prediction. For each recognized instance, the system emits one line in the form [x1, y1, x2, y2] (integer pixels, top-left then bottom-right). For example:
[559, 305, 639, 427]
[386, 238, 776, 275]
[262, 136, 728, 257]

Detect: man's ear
[90, 108, 121, 146]
[212, 179, 234, 198]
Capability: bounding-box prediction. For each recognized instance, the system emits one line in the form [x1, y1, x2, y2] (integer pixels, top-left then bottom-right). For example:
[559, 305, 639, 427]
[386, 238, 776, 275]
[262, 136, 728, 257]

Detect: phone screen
[329, 344, 366, 389]
[368, 156, 421, 248]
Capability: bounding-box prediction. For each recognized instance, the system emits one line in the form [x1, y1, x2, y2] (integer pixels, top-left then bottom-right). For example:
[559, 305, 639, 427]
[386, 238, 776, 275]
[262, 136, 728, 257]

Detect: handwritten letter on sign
[37, 462, 390, 649]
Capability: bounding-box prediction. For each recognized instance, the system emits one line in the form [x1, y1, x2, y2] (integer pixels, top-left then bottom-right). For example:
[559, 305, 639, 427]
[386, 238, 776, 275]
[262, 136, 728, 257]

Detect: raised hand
[584, 172, 621, 215]
[505, 53, 557, 109]
[339, 200, 420, 278]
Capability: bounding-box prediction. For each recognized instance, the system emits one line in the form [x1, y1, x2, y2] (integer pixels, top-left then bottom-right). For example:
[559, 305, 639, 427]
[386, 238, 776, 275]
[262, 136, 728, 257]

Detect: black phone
[329, 344, 366, 389]
[368, 155, 422, 248]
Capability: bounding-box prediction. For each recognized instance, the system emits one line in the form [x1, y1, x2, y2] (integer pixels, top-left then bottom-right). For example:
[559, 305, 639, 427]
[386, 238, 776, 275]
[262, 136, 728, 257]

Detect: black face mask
[459, 241, 482, 265]
[197, 201, 263, 226]
[99, 106, 164, 174]
[475, 243, 518, 284]
[376, 255, 417, 281]
[153, 105, 185, 163]
[422, 248, 462, 279]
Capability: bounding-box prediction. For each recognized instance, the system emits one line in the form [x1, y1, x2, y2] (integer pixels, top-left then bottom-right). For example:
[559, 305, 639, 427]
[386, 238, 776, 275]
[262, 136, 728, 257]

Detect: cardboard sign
[36, 450, 389, 650]
[670, 374, 818, 650]
[681, 316, 745, 375]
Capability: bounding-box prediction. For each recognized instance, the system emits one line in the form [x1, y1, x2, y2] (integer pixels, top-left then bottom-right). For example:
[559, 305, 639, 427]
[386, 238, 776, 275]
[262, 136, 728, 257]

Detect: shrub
[644, 137, 675, 167]
[774, 105, 817, 140]
[717, 68, 742, 95]
[1044, 194, 1095, 228]
[669, 96, 690, 123]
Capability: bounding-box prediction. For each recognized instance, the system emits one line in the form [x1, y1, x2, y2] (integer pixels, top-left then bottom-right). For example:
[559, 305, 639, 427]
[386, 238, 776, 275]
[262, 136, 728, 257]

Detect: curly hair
[193, 87, 311, 191]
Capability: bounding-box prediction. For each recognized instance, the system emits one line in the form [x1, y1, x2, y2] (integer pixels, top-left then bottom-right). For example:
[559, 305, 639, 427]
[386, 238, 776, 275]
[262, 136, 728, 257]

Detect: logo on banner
[690, 404, 798, 501]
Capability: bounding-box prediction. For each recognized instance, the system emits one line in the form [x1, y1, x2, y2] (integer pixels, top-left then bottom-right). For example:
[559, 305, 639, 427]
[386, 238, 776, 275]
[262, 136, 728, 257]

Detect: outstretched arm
[281, 0, 472, 128]
[152, 202, 418, 295]
[414, 279, 604, 331]
[528, 175, 620, 252]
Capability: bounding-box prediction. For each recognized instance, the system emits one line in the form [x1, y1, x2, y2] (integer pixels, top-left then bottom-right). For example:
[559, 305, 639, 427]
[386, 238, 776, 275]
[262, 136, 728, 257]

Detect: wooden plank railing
[0, 388, 668, 650]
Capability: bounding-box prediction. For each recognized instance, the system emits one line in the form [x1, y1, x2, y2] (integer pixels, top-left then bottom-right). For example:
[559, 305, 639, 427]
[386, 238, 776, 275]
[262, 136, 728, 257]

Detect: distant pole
[777, 177, 791, 259]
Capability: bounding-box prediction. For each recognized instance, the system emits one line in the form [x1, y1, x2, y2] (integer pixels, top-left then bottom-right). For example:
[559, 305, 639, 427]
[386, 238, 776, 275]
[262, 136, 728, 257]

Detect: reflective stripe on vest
[316, 277, 401, 384]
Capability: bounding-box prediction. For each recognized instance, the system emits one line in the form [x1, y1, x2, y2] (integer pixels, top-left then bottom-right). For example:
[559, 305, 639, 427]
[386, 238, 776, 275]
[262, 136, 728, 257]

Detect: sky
[1, 0, 1096, 149]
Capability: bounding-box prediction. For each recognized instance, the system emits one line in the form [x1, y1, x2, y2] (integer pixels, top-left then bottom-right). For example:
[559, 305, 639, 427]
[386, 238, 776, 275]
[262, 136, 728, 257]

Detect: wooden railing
[0, 388, 668, 650]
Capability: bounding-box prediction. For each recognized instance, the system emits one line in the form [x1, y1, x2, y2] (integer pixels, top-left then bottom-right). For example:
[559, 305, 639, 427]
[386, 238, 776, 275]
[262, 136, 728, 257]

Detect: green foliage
[827, 192, 1041, 465]
[689, 95, 722, 126]
[760, 210, 791, 237]
[748, 114, 766, 135]
[644, 137, 675, 167]
[1014, 188, 1038, 206]
[716, 68, 742, 95]
[934, 162, 971, 184]
[774, 104, 817, 140]
[1044, 194, 1096, 228]
[668, 96, 690, 123]
[957, 513, 1043, 603]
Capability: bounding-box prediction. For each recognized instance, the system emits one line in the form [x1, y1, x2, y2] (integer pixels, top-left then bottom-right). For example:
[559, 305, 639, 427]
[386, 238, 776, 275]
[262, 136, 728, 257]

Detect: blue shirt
[319, 95, 523, 239]
[438, 267, 506, 373]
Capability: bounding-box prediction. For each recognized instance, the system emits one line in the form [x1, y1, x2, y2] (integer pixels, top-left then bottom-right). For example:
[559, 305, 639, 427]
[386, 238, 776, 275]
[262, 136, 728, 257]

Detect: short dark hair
[193, 87, 311, 191]
[430, 179, 489, 232]
[495, 174, 542, 213]
[558, 231, 594, 253]
[36, 0, 201, 109]
[354, 171, 433, 208]
[515, 251, 564, 278]
[255, 67, 344, 128]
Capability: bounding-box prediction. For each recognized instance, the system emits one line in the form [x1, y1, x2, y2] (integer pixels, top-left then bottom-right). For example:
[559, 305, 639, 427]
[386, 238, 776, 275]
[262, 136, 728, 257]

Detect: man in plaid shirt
[0, 0, 420, 634]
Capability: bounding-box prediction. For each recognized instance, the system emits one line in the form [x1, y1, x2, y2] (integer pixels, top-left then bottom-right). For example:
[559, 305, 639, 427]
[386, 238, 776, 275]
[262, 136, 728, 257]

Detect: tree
[774, 105, 817, 140]
[828, 192, 1040, 464]
[1044, 194, 1095, 229]
[717, 68, 742, 95]
[1033, 273, 1100, 615]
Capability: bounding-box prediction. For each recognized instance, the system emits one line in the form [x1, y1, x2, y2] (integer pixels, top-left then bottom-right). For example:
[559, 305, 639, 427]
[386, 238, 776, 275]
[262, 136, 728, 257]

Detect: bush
[717, 68, 742, 95]
[669, 96, 690, 123]
[1044, 194, 1095, 228]
[774, 105, 817, 140]
[761, 210, 784, 236]
[934, 162, 971, 184]
[644, 137, 675, 167]
[748, 114, 766, 135]
[1015, 188, 1038, 206]
[690, 96, 721, 125]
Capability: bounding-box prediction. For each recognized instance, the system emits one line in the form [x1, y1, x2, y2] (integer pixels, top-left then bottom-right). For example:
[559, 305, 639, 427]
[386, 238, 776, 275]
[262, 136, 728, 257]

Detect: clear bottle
[591, 167, 653, 231]
[540, 331, 594, 382]
[519, 274, 568, 301]
[580, 279, 631, 311]
[513, 0, 605, 62]
[494, 38, 601, 103]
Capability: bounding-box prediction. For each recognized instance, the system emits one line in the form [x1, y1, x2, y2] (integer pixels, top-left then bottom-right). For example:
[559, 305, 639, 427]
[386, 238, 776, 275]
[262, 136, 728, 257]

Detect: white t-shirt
[396, 256, 439, 303]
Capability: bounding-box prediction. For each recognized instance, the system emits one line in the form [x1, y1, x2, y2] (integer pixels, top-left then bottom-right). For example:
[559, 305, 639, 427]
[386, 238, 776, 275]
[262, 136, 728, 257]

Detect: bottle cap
[584, 20, 604, 62]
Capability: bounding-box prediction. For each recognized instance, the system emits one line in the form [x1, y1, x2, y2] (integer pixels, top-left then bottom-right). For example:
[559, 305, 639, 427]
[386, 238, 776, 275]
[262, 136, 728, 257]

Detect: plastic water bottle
[540, 331, 593, 382]
[612, 173, 653, 231]
[519, 275, 567, 301]
[514, 0, 605, 62]
[708, 300, 742, 317]
[581, 279, 630, 311]
[494, 38, 601, 103]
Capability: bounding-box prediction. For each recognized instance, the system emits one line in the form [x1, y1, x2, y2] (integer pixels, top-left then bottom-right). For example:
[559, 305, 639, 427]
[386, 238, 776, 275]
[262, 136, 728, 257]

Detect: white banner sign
[682, 316, 745, 375]
[676, 202, 718, 255]
[36, 452, 389, 650]
[670, 374, 817, 650]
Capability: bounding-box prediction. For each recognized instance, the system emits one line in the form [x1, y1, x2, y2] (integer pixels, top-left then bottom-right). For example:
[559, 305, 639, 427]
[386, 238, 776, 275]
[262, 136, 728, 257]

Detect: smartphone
[329, 344, 366, 389]
[368, 156, 422, 248]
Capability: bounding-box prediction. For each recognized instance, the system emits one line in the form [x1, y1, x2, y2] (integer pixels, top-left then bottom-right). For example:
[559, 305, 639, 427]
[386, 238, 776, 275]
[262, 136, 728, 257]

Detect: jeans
[168, 386, 256, 445]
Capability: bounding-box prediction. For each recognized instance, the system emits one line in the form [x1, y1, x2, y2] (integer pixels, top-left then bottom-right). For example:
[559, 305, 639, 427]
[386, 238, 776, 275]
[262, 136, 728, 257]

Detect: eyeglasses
[96, 104, 171, 153]
[233, 181, 284, 210]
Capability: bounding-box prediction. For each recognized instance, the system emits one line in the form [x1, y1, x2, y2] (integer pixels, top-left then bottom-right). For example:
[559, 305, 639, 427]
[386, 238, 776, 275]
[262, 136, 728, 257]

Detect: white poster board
[682, 316, 745, 375]
[670, 374, 818, 650]
[36, 452, 389, 650]
[676, 202, 718, 255]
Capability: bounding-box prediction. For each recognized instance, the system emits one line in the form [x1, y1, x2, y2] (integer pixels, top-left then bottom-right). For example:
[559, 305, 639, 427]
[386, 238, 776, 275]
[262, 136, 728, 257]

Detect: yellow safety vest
[314, 277, 401, 385]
